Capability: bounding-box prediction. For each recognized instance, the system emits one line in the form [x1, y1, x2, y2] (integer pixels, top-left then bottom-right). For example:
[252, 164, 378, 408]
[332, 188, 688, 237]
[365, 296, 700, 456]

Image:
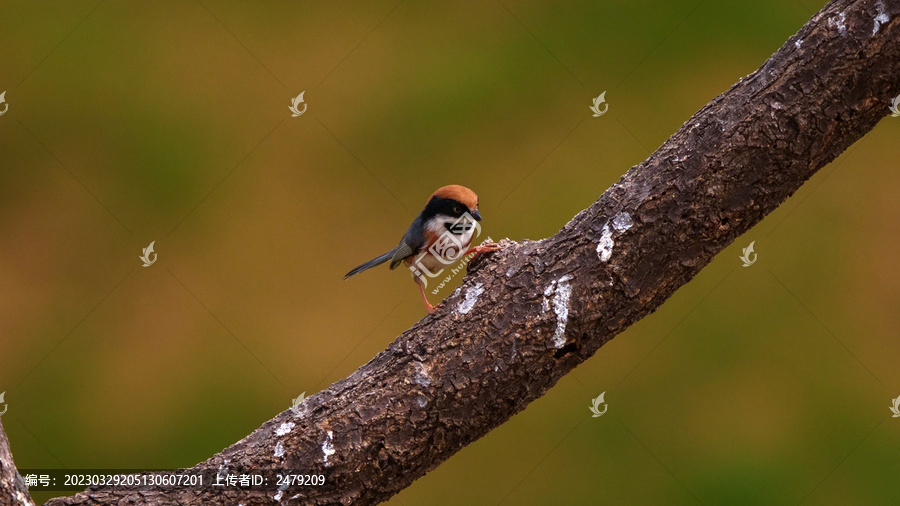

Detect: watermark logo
[740, 240, 757, 267]
[429, 217, 480, 266]
[889, 94, 900, 118]
[140, 241, 157, 267]
[589, 392, 607, 417]
[0, 392, 7, 416]
[411, 212, 481, 283]
[408, 211, 486, 292]
[890, 395, 900, 417]
[290, 392, 306, 416]
[427, 237, 494, 295]
[0, 91, 7, 116]
[590, 91, 608, 117]
[289, 91, 307, 117]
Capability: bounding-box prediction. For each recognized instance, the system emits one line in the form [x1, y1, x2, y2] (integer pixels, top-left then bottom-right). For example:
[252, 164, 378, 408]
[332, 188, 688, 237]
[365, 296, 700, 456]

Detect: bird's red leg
[415, 276, 437, 314]
[463, 241, 501, 261]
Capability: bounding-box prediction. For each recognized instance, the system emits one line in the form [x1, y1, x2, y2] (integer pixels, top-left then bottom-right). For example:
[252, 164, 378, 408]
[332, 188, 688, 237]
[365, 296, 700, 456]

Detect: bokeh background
[1, 0, 899, 504]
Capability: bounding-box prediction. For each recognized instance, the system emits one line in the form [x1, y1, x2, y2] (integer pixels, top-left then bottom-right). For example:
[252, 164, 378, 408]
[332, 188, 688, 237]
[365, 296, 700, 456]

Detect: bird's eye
[453, 206, 462, 214]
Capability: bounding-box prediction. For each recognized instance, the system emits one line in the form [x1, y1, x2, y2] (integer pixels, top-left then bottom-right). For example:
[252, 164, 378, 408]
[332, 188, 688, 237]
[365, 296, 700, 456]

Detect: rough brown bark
[0, 0, 894, 504]
[0, 420, 35, 506]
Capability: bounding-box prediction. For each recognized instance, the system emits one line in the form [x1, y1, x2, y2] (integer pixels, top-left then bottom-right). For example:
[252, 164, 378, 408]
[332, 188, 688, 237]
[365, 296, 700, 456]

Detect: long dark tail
[344, 249, 396, 279]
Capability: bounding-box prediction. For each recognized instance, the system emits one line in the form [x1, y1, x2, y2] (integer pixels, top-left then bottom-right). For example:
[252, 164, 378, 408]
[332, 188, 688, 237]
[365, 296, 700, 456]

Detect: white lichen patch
[829, 12, 847, 35]
[457, 283, 484, 314]
[596, 223, 614, 262]
[596, 213, 633, 262]
[873, 1, 889, 35]
[542, 274, 573, 349]
[322, 430, 335, 466]
[414, 361, 432, 387]
[217, 459, 229, 480]
[274, 481, 289, 502]
[274, 422, 294, 437]
[15, 491, 32, 506]
[542, 283, 553, 312]
[612, 212, 633, 232]
[274, 441, 285, 458]
[795, 38, 803, 48]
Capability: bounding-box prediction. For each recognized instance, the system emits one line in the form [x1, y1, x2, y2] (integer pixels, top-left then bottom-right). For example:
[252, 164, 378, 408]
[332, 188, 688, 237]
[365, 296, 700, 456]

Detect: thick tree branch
[0, 420, 35, 506]
[0, 0, 893, 504]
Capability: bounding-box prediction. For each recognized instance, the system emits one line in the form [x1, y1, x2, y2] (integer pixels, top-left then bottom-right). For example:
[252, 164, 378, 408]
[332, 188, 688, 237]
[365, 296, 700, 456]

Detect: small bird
[345, 185, 499, 313]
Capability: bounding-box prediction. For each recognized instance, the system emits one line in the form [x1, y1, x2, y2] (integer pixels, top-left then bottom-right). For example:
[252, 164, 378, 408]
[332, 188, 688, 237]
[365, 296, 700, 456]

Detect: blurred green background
[1, 0, 899, 504]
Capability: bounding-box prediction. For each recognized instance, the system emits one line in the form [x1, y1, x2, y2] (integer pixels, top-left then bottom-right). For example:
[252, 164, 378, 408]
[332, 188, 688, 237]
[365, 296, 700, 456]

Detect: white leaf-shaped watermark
[590, 91, 608, 117]
[889, 94, 900, 118]
[289, 91, 307, 117]
[140, 241, 157, 267]
[0, 91, 8, 116]
[589, 392, 608, 417]
[0, 392, 7, 416]
[290, 392, 307, 416]
[740, 240, 757, 267]
[890, 395, 900, 418]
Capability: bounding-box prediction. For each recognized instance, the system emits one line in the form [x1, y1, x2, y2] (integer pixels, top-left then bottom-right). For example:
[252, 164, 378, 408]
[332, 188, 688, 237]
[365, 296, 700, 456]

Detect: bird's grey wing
[389, 240, 417, 269]
[389, 219, 427, 269]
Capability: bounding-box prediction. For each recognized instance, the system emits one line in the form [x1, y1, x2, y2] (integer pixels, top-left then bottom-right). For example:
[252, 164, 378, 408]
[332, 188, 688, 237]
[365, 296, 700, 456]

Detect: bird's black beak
[471, 209, 482, 221]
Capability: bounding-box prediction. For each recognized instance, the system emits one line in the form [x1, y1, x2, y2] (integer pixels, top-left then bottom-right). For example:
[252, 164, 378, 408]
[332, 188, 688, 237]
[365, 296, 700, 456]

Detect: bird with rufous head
[345, 185, 500, 312]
